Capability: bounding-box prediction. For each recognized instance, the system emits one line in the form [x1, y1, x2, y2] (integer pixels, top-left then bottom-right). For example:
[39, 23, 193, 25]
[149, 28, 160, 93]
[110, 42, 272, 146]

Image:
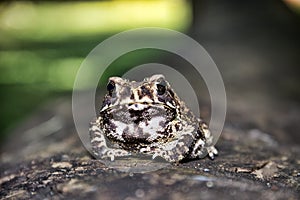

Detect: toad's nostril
[128, 103, 147, 111]
[130, 93, 134, 100]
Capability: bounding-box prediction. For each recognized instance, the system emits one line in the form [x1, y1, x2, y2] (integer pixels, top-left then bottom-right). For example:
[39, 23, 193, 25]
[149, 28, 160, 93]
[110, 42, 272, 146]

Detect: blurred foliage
[0, 0, 192, 139]
[284, 0, 300, 15]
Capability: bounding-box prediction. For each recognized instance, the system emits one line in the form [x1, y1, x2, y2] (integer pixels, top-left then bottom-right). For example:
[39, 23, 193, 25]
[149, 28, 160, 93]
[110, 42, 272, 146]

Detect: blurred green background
[1, 0, 300, 143]
[0, 0, 192, 139]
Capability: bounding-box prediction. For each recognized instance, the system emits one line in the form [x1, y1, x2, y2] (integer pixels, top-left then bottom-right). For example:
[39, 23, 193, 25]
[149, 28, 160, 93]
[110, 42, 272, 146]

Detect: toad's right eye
[107, 81, 115, 95]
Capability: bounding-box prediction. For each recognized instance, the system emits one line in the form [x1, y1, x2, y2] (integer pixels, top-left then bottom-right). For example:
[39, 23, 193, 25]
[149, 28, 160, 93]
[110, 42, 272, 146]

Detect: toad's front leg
[152, 126, 197, 162]
[190, 122, 218, 159]
[89, 118, 131, 161]
[152, 123, 218, 163]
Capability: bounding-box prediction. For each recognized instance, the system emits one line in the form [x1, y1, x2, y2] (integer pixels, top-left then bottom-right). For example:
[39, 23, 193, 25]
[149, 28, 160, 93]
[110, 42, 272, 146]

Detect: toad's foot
[90, 122, 131, 161]
[207, 146, 218, 160]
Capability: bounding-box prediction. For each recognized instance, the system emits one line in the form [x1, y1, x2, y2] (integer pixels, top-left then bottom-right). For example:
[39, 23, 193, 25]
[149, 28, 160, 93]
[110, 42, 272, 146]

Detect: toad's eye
[156, 82, 166, 95]
[107, 81, 115, 95]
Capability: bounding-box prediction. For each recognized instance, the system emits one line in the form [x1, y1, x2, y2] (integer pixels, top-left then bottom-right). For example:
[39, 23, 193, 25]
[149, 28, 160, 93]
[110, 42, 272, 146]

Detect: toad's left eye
[107, 81, 115, 95]
[157, 82, 166, 95]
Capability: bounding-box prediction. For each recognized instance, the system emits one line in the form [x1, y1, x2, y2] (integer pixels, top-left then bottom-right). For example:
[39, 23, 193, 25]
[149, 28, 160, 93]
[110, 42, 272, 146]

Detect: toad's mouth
[103, 103, 176, 122]
[101, 102, 176, 113]
[103, 104, 176, 122]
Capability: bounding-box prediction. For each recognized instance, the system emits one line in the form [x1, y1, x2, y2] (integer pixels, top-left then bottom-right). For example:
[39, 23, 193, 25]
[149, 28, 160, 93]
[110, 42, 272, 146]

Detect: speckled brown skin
[89, 74, 217, 162]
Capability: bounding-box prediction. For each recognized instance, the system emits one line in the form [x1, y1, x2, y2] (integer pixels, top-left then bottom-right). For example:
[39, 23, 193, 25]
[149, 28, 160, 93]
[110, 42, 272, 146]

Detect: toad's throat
[106, 119, 172, 147]
[101, 103, 177, 145]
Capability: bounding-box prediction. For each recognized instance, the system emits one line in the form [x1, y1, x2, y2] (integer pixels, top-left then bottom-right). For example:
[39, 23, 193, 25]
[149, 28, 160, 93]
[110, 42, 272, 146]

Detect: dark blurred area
[189, 0, 300, 144]
[191, 0, 300, 101]
[0, 0, 300, 145]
